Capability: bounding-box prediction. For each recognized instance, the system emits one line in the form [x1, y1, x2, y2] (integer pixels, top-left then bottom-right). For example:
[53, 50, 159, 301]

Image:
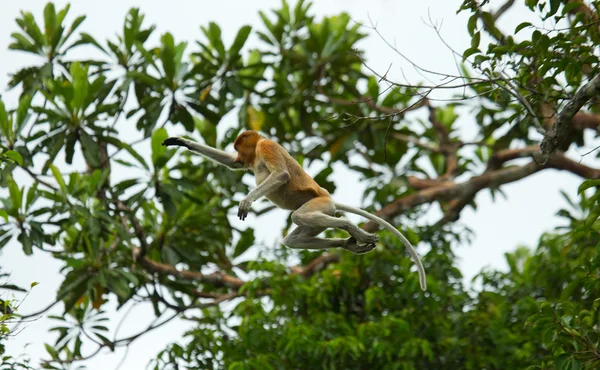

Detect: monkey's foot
[350, 228, 379, 244]
[343, 237, 376, 254]
[162, 137, 186, 147]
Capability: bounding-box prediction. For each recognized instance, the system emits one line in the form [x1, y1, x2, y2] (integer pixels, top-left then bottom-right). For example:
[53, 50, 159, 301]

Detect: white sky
[0, 1, 594, 369]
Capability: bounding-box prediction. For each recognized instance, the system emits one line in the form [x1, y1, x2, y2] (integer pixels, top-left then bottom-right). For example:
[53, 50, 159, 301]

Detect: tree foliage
[0, 1, 599, 369]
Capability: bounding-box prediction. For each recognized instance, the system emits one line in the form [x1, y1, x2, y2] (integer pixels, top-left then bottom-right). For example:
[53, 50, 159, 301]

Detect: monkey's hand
[238, 197, 253, 221]
[162, 137, 187, 148]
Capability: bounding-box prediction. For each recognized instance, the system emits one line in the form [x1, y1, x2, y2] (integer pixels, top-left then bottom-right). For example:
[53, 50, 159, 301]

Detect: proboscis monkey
[162, 130, 427, 291]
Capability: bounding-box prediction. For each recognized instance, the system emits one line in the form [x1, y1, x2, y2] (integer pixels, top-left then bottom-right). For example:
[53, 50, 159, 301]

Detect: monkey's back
[255, 139, 329, 210]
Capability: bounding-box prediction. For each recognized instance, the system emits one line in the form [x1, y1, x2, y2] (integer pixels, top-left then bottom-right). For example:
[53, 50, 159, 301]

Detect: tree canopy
[1, 1, 600, 369]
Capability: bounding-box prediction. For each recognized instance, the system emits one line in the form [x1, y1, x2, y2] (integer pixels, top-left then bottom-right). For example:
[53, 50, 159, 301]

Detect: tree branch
[289, 253, 341, 278]
[364, 161, 543, 232]
[115, 200, 149, 257]
[416, 147, 600, 226]
[392, 133, 441, 153]
[493, 0, 516, 21]
[134, 251, 244, 288]
[540, 73, 600, 163]
[407, 176, 452, 190]
[573, 112, 600, 131]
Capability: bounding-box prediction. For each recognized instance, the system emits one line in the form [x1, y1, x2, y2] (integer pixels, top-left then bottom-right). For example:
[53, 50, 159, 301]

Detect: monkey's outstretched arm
[162, 137, 243, 170]
[238, 171, 290, 220]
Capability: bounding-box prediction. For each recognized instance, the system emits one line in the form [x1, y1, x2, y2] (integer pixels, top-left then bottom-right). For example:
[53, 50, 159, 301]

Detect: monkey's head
[233, 130, 262, 167]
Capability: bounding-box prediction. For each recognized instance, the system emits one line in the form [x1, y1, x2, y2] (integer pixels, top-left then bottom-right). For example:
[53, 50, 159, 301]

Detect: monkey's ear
[162, 137, 185, 147]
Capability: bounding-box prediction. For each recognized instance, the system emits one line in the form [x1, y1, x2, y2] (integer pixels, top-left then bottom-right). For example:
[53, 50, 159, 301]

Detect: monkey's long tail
[334, 202, 427, 291]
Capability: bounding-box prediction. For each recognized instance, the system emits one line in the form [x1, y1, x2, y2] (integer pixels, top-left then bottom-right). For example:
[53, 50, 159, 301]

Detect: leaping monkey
[162, 130, 427, 291]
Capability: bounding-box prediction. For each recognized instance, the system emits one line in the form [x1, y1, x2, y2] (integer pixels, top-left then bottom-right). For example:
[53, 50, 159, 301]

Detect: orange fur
[233, 130, 329, 210]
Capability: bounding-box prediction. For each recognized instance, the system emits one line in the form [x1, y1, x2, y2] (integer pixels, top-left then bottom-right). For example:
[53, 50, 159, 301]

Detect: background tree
[1, 271, 37, 370]
[0, 0, 599, 369]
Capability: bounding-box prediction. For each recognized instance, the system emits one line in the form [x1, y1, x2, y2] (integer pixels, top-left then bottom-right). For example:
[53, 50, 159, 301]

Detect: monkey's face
[233, 130, 261, 167]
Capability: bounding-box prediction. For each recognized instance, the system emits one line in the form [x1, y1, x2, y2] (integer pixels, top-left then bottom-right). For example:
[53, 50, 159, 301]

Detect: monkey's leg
[290, 197, 378, 254]
[283, 226, 374, 254]
[283, 226, 344, 250]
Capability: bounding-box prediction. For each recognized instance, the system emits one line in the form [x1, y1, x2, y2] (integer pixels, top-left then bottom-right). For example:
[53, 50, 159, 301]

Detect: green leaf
[65, 132, 77, 164]
[172, 105, 195, 131]
[26, 183, 38, 209]
[30, 281, 39, 288]
[161, 245, 180, 265]
[49, 163, 67, 193]
[565, 62, 581, 86]
[16, 93, 32, 131]
[593, 298, 600, 311]
[43, 3, 57, 48]
[0, 210, 7, 222]
[79, 131, 101, 168]
[234, 228, 255, 258]
[151, 127, 168, 168]
[0, 99, 8, 126]
[549, 0, 561, 16]
[44, 343, 59, 360]
[562, 1, 582, 15]
[202, 22, 226, 57]
[160, 33, 176, 86]
[471, 31, 481, 49]
[72, 32, 106, 53]
[188, 102, 221, 124]
[194, 117, 217, 147]
[9, 33, 38, 54]
[18, 231, 33, 255]
[367, 76, 379, 99]
[229, 25, 252, 59]
[467, 14, 478, 36]
[4, 151, 23, 166]
[128, 71, 161, 87]
[8, 179, 23, 211]
[66, 15, 86, 40]
[584, 208, 600, 229]
[515, 22, 532, 34]
[122, 143, 149, 170]
[17, 12, 45, 48]
[578, 180, 600, 194]
[70, 62, 90, 112]
[462, 47, 479, 61]
[114, 178, 139, 193]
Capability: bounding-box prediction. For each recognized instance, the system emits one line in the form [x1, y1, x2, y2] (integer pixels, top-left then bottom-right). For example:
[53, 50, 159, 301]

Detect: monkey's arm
[162, 137, 243, 170]
[238, 171, 290, 220]
[248, 171, 290, 201]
